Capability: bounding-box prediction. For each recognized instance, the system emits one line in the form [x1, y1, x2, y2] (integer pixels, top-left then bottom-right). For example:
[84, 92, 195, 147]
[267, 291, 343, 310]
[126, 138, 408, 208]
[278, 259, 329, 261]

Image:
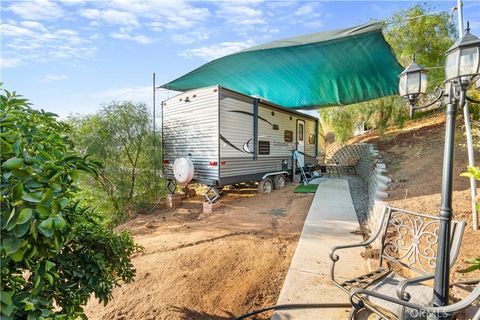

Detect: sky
[1, 0, 480, 119]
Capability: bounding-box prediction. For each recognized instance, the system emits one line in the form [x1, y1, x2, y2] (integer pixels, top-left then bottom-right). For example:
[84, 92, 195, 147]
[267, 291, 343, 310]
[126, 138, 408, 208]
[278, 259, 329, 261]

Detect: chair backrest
[379, 206, 466, 275]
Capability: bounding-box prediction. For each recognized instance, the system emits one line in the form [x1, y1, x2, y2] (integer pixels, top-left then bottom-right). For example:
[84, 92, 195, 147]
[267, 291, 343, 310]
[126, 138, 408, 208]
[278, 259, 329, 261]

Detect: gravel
[346, 175, 369, 229]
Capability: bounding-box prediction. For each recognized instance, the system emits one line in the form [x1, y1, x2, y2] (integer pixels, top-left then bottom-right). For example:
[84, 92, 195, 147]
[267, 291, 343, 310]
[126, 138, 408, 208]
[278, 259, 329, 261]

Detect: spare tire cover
[173, 157, 194, 185]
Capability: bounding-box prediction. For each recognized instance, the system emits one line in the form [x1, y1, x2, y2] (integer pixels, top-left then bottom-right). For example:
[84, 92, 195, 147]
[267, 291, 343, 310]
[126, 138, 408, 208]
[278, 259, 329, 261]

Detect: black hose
[231, 303, 351, 320]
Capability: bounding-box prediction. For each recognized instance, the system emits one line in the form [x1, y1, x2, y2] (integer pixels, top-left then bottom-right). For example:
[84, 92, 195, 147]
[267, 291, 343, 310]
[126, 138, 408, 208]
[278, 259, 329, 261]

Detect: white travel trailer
[162, 86, 320, 200]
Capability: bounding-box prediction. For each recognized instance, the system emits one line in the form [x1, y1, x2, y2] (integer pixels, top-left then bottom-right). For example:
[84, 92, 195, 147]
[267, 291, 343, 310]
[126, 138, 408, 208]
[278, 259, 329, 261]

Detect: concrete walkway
[273, 179, 364, 320]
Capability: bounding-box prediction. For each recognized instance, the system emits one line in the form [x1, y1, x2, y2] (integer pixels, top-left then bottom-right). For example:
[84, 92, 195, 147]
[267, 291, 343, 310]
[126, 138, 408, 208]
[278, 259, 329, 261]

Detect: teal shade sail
[161, 22, 402, 109]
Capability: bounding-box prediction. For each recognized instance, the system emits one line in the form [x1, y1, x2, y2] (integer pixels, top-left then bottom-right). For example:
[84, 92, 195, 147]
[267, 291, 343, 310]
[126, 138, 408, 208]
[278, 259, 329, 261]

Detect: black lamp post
[398, 54, 428, 118]
[398, 22, 480, 316]
[432, 22, 480, 312]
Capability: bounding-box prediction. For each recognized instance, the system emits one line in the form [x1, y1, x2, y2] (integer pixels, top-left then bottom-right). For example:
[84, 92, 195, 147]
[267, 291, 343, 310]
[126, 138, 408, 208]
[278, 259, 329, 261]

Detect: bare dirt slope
[352, 115, 480, 282]
[84, 185, 313, 320]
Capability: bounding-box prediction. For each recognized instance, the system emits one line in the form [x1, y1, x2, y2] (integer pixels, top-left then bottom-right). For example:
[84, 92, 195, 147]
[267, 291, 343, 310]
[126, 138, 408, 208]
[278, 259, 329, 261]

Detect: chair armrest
[329, 205, 390, 262]
[329, 205, 390, 284]
[396, 274, 435, 301]
[350, 283, 480, 318]
[329, 241, 374, 262]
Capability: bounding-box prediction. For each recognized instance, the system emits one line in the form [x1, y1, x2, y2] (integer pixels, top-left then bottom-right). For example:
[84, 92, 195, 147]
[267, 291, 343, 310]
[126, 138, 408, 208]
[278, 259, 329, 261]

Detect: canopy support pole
[153, 72, 157, 199]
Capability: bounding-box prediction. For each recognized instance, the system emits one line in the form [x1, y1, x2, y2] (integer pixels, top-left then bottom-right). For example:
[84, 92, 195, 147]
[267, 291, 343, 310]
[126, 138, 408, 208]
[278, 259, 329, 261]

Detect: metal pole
[456, 0, 478, 230]
[153, 73, 157, 197]
[457, 0, 464, 37]
[464, 100, 479, 230]
[432, 86, 459, 314]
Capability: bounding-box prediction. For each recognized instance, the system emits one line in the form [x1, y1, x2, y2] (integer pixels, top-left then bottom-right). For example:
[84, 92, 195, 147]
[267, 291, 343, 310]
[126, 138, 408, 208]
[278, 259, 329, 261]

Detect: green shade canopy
[162, 22, 402, 109]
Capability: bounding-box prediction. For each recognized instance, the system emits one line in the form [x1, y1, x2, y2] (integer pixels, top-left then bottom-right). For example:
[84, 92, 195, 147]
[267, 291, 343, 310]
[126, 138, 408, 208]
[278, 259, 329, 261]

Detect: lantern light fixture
[444, 22, 480, 85]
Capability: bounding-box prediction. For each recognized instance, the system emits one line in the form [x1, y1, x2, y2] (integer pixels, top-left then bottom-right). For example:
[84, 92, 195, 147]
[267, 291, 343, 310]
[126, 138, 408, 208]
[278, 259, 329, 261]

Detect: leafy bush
[320, 96, 408, 143]
[1, 89, 139, 319]
[69, 102, 164, 224]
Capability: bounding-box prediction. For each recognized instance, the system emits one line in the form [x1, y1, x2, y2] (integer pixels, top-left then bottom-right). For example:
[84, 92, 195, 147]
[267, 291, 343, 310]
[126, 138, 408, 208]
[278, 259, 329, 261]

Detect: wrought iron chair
[350, 283, 480, 320]
[329, 205, 469, 320]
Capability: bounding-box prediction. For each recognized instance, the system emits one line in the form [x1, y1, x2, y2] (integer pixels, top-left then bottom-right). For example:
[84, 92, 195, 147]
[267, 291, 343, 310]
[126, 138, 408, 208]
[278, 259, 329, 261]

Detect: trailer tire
[273, 174, 286, 190]
[258, 178, 273, 194]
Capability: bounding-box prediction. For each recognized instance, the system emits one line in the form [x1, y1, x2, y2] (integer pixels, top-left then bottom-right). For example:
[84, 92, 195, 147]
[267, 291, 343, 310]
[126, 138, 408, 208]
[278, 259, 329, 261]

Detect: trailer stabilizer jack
[205, 186, 221, 204]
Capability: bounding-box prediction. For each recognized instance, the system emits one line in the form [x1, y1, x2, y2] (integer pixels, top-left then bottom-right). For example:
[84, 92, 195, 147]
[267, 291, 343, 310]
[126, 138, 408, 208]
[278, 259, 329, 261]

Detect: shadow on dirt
[170, 306, 235, 320]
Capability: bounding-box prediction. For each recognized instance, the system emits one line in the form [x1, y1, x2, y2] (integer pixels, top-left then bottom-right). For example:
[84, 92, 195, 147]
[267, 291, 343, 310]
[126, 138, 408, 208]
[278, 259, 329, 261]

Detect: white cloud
[19, 21, 47, 30]
[171, 29, 211, 45]
[80, 9, 140, 27]
[1, 24, 35, 37]
[218, 5, 262, 18]
[58, 0, 85, 5]
[90, 0, 210, 30]
[290, 3, 324, 29]
[42, 74, 69, 82]
[217, 3, 266, 26]
[0, 57, 22, 68]
[93, 85, 152, 102]
[110, 28, 154, 44]
[148, 21, 162, 32]
[93, 85, 176, 105]
[5, 0, 64, 21]
[179, 40, 255, 61]
[1, 21, 96, 67]
[295, 4, 314, 16]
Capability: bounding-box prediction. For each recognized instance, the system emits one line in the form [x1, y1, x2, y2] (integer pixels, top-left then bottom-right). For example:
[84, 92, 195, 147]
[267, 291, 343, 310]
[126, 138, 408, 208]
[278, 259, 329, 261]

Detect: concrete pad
[202, 201, 222, 215]
[166, 194, 182, 208]
[273, 179, 364, 320]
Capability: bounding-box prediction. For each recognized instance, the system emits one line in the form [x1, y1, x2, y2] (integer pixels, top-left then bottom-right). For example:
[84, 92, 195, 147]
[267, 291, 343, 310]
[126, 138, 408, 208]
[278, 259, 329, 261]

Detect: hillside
[351, 114, 480, 283]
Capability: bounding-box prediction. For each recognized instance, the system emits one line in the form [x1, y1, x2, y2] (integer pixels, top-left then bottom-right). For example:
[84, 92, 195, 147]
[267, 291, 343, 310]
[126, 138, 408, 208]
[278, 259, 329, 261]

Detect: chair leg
[349, 307, 360, 320]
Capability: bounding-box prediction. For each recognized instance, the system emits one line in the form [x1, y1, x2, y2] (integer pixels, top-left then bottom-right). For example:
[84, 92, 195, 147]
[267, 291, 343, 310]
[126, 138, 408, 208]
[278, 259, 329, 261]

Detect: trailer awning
[161, 22, 402, 109]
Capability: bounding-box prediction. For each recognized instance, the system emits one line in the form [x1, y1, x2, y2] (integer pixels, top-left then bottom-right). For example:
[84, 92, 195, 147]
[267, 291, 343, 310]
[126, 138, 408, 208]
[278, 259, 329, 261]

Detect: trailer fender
[262, 171, 289, 180]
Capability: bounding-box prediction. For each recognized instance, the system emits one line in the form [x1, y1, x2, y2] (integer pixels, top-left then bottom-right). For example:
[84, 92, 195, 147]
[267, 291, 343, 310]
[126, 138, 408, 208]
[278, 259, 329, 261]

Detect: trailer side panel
[162, 86, 219, 184]
[219, 88, 318, 185]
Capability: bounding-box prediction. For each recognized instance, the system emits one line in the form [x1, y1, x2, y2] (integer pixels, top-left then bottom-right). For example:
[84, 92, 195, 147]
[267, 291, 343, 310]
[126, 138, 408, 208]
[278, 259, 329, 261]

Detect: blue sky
[1, 0, 479, 118]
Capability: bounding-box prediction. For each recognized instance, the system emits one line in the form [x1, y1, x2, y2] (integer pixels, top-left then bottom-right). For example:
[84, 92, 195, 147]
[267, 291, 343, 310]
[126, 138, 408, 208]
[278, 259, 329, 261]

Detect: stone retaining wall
[330, 143, 390, 231]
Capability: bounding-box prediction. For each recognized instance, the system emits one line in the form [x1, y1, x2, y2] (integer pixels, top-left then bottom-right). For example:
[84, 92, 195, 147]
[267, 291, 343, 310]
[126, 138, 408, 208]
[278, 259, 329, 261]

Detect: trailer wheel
[258, 178, 273, 194]
[273, 174, 286, 190]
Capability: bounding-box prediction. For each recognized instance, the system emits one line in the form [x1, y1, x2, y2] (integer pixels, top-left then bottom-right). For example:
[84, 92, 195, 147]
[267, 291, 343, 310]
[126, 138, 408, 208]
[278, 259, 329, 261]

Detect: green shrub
[0, 89, 139, 319]
[69, 102, 164, 224]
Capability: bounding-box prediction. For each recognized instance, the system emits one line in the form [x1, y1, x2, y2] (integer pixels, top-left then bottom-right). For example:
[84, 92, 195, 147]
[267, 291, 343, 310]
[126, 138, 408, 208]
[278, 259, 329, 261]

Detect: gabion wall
[330, 143, 390, 231]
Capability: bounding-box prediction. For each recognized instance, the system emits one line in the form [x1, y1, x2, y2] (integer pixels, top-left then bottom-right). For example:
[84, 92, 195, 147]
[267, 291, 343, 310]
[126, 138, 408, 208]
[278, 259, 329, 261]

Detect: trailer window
[284, 130, 293, 142]
[309, 134, 315, 144]
[298, 124, 304, 141]
[258, 141, 270, 155]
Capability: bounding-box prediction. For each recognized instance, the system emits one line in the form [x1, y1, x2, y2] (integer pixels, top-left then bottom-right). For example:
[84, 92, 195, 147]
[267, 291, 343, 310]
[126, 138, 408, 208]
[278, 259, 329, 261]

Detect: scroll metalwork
[383, 209, 440, 274]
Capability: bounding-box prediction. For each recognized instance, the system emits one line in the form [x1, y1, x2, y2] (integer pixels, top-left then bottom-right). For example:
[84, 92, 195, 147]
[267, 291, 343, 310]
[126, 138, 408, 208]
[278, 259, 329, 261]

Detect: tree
[69, 102, 162, 223]
[320, 3, 456, 143]
[385, 4, 456, 91]
[1, 88, 139, 319]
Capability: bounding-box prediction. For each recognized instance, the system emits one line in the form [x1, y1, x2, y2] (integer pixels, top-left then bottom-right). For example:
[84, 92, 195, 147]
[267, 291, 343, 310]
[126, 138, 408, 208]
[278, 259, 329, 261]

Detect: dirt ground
[85, 114, 479, 320]
[352, 115, 480, 283]
[84, 185, 313, 320]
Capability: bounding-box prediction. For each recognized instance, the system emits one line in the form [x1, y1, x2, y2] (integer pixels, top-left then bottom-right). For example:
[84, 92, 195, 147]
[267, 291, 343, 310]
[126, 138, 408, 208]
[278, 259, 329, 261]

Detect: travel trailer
[162, 86, 320, 201]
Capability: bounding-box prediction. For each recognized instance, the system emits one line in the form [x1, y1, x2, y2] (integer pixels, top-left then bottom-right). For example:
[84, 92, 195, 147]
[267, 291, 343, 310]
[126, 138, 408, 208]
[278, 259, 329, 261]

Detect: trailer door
[296, 119, 305, 167]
